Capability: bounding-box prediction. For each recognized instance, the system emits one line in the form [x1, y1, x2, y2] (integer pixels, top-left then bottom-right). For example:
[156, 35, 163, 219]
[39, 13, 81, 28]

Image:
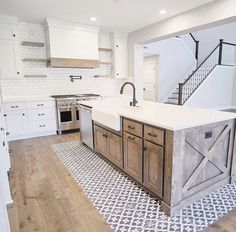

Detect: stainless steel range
[51, 94, 100, 134]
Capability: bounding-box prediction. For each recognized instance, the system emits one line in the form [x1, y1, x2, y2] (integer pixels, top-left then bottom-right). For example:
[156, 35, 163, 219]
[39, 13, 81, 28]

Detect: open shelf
[23, 58, 46, 62]
[99, 61, 112, 65]
[21, 41, 45, 47]
[98, 47, 112, 52]
[24, 75, 47, 78]
[94, 74, 112, 78]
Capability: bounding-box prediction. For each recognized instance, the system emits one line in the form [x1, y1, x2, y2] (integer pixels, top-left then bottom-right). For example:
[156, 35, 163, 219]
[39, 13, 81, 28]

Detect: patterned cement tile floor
[51, 141, 236, 232]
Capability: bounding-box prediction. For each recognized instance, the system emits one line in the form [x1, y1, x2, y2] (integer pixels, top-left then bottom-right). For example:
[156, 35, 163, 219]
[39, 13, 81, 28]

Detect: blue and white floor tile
[51, 141, 236, 232]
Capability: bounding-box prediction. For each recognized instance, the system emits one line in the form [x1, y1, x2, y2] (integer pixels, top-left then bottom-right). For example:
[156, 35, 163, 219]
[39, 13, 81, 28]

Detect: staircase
[166, 39, 236, 105]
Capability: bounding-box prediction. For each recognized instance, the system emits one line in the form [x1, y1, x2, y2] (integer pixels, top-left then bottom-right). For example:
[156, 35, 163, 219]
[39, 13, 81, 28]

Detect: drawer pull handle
[147, 132, 157, 138]
[37, 104, 44, 106]
[102, 134, 107, 138]
[128, 136, 135, 140]
[38, 113, 45, 116]
[39, 125, 46, 127]
[128, 125, 135, 130]
[11, 105, 18, 108]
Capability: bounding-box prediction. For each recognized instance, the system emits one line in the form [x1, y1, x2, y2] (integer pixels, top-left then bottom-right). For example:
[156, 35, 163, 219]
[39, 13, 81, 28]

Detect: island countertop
[80, 98, 236, 131]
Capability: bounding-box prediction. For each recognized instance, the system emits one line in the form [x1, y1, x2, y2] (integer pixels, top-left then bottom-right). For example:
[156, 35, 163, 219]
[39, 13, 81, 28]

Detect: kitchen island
[80, 98, 236, 215]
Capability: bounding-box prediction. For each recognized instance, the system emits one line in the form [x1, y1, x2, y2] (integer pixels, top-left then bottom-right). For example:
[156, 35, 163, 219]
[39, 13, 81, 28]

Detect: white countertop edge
[119, 113, 236, 131]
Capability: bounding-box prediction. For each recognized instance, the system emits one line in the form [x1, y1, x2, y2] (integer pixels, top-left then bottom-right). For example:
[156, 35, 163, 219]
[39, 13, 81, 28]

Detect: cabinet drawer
[144, 125, 164, 146]
[123, 118, 143, 137]
[4, 102, 26, 111]
[27, 100, 55, 109]
[28, 108, 56, 121]
[29, 120, 56, 133]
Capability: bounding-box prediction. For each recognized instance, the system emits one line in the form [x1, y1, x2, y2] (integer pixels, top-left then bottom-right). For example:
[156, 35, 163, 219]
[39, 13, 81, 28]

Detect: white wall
[0, 22, 125, 99]
[128, 0, 236, 98]
[193, 21, 236, 64]
[185, 66, 235, 109]
[144, 38, 196, 102]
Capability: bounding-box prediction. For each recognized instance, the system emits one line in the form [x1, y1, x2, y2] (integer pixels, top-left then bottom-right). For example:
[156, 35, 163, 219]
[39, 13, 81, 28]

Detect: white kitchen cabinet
[4, 100, 56, 141]
[0, 114, 12, 206]
[0, 21, 17, 40]
[4, 111, 28, 140]
[0, 40, 20, 78]
[111, 32, 127, 79]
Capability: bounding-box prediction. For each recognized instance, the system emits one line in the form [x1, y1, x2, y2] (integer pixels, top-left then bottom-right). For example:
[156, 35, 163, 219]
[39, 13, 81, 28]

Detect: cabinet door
[0, 40, 20, 78]
[143, 141, 164, 197]
[109, 132, 123, 169]
[94, 125, 109, 158]
[0, 22, 17, 40]
[123, 132, 142, 183]
[4, 112, 28, 140]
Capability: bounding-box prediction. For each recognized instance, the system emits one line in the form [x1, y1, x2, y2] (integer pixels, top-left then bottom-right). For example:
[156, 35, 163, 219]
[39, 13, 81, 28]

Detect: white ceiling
[0, 0, 217, 32]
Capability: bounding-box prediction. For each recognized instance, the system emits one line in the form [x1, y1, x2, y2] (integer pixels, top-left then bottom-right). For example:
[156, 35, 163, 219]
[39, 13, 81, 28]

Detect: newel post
[178, 83, 183, 105]
[218, 39, 224, 65]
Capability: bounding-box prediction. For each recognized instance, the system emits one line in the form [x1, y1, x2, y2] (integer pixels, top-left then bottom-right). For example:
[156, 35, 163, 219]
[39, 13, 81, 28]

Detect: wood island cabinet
[143, 141, 164, 197]
[94, 124, 123, 168]
[109, 132, 123, 169]
[123, 132, 143, 183]
[94, 125, 109, 158]
[93, 116, 236, 216]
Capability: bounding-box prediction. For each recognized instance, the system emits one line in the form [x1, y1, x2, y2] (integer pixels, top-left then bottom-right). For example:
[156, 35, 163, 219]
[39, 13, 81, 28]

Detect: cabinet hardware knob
[38, 113, 44, 116]
[37, 104, 44, 106]
[22, 113, 25, 116]
[13, 34, 16, 37]
[128, 125, 135, 130]
[3, 114, 7, 117]
[11, 105, 18, 108]
[17, 72, 20, 74]
[128, 136, 135, 140]
[116, 45, 119, 47]
[147, 132, 157, 138]
[3, 141, 5, 147]
[6, 132, 10, 136]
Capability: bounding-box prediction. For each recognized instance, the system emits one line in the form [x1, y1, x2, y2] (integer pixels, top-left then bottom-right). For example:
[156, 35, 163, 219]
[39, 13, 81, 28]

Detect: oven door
[57, 106, 74, 131]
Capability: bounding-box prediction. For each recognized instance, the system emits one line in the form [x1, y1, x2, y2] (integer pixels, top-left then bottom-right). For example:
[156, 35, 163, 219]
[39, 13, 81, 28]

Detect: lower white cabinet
[4, 110, 28, 140]
[4, 100, 57, 141]
[0, 113, 11, 232]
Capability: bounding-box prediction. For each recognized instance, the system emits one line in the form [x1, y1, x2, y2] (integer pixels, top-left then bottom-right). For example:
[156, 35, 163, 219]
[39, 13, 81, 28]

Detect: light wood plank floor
[7, 133, 111, 232]
[7, 133, 236, 232]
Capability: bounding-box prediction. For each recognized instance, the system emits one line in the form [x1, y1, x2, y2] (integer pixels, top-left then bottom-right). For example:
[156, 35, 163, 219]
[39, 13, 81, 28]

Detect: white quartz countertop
[80, 98, 236, 131]
[2, 96, 54, 102]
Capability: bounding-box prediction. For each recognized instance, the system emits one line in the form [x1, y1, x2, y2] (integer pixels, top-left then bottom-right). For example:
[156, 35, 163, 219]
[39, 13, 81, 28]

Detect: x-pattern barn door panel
[181, 121, 234, 198]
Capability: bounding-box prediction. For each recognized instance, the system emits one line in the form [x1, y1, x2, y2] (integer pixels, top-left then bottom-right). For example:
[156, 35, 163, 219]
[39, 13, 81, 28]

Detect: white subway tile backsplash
[1, 22, 125, 99]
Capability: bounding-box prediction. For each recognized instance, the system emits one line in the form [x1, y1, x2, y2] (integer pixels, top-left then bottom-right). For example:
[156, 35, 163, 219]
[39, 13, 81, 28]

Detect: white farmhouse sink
[92, 107, 121, 131]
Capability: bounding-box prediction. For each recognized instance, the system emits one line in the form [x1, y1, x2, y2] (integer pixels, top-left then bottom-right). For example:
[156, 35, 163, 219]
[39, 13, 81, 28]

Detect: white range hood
[44, 18, 100, 68]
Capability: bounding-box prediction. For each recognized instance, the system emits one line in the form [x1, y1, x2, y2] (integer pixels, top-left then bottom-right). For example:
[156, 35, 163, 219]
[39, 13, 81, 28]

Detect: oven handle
[58, 106, 73, 111]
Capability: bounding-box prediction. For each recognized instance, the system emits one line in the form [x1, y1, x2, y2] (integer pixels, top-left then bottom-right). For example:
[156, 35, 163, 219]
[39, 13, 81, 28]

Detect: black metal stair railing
[178, 39, 236, 105]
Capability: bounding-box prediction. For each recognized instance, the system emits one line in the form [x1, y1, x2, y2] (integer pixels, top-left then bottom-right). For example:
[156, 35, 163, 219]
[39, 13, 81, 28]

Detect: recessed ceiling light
[90, 17, 97, 22]
[159, 10, 166, 14]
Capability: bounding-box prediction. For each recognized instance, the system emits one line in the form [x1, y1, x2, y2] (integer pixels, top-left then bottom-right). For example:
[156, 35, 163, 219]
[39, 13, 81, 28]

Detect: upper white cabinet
[0, 18, 20, 79]
[44, 18, 100, 68]
[111, 32, 127, 79]
[0, 40, 20, 78]
[0, 21, 17, 40]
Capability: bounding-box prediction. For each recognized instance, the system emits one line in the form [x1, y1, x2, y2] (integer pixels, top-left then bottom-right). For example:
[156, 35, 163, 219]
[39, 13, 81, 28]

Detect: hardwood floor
[7, 133, 111, 232]
[6, 132, 236, 232]
[204, 208, 236, 232]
